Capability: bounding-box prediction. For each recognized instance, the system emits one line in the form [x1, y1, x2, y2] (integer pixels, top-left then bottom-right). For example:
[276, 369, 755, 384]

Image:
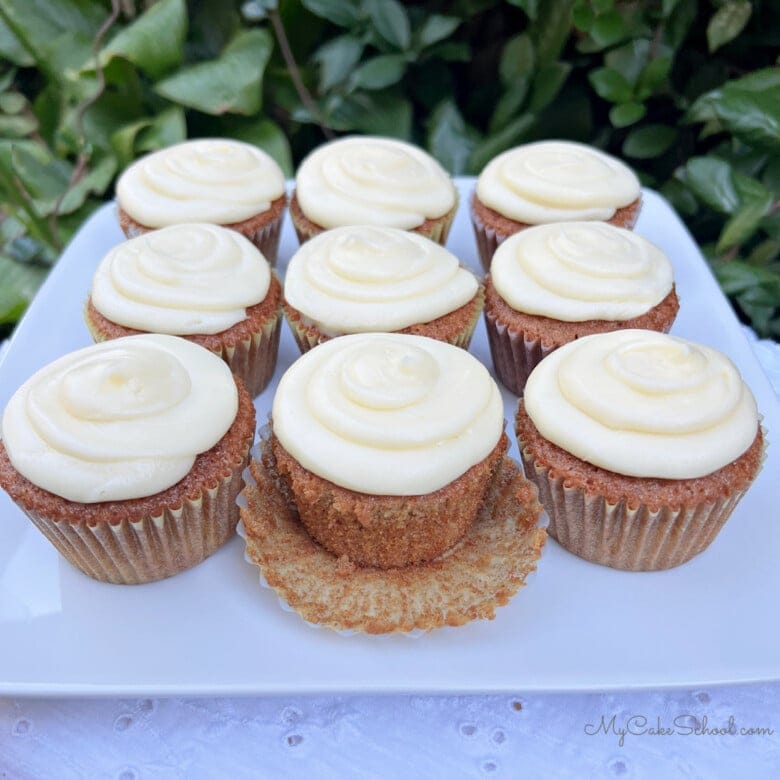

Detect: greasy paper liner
[289, 194, 459, 249]
[238, 437, 546, 634]
[484, 307, 555, 396]
[15, 451, 251, 585]
[470, 195, 643, 273]
[517, 425, 768, 572]
[283, 285, 485, 355]
[118, 209, 285, 266]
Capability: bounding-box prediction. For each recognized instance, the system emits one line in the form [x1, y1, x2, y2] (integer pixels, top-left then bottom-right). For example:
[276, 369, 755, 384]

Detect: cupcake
[283, 225, 483, 353]
[84, 223, 282, 396]
[116, 139, 287, 264]
[0, 335, 256, 584]
[472, 140, 642, 270]
[240, 333, 546, 633]
[290, 136, 458, 246]
[484, 222, 679, 395]
[516, 329, 765, 571]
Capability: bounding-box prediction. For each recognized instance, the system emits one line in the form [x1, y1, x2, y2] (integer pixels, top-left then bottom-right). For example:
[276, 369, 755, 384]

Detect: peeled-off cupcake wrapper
[518, 426, 768, 572]
[238, 430, 547, 634]
[484, 307, 555, 396]
[17, 453, 251, 585]
[219, 310, 282, 397]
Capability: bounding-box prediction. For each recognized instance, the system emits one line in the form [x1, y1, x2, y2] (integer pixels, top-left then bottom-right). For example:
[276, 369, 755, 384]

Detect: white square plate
[1, 180, 778, 696]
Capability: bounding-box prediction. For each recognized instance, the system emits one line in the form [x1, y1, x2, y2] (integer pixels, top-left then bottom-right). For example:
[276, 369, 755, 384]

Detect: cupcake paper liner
[219, 310, 281, 397]
[238, 434, 546, 634]
[484, 307, 555, 396]
[518, 428, 768, 572]
[17, 451, 251, 585]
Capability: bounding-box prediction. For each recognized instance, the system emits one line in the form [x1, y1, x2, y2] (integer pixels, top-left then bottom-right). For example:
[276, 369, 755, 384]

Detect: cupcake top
[91, 223, 272, 335]
[295, 136, 456, 230]
[116, 139, 286, 227]
[476, 140, 640, 224]
[284, 226, 478, 334]
[491, 222, 673, 322]
[273, 333, 504, 495]
[2, 335, 237, 502]
[524, 330, 759, 479]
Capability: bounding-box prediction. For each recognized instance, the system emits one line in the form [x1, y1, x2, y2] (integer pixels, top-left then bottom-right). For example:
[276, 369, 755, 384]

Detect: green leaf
[363, 0, 410, 50]
[717, 196, 773, 252]
[532, 0, 575, 67]
[0, 254, 47, 325]
[714, 260, 779, 295]
[349, 54, 406, 91]
[96, 0, 186, 80]
[590, 9, 626, 48]
[468, 114, 535, 173]
[604, 39, 650, 86]
[11, 144, 70, 211]
[636, 56, 672, 99]
[507, 0, 540, 20]
[659, 178, 699, 216]
[589, 67, 633, 103]
[350, 92, 412, 139]
[622, 125, 677, 158]
[427, 99, 481, 175]
[711, 86, 780, 152]
[609, 101, 646, 127]
[684, 157, 739, 213]
[0, 91, 25, 114]
[0, 14, 32, 65]
[416, 14, 460, 48]
[499, 33, 534, 86]
[424, 41, 471, 62]
[572, 2, 594, 32]
[301, 0, 359, 27]
[707, 0, 752, 53]
[58, 155, 117, 215]
[136, 107, 186, 154]
[0, 114, 36, 137]
[155, 29, 272, 115]
[313, 35, 363, 91]
[221, 117, 293, 176]
[489, 86, 529, 133]
[528, 61, 571, 112]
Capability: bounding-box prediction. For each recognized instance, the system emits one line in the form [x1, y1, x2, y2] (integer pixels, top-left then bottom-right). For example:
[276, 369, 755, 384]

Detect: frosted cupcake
[472, 140, 642, 270]
[0, 335, 256, 584]
[484, 222, 679, 394]
[516, 330, 765, 571]
[283, 226, 482, 352]
[84, 223, 282, 396]
[240, 333, 546, 633]
[116, 139, 287, 263]
[291, 136, 458, 246]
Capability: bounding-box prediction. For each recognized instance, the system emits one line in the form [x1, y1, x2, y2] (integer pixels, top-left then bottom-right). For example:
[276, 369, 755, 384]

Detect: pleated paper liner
[18, 450, 250, 585]
[288, 192, 459, 248]
[283, 286, 485, 356]
[517, 422, 768, 572]
[238, 436, 546, 635]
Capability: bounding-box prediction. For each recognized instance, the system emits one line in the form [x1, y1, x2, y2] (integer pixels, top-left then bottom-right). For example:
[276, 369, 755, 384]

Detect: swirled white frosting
[273, 333, 504, 495]
[91, 224, 271, 335]
[476, 141, 640, 224]
[116, 139, 285, 227]
[295, 136, 456, 230]
[284, 226, 478, 334]
[491, 222, 673, 321]
[524, 330, 759, 479]
[2, 335, 237, 502]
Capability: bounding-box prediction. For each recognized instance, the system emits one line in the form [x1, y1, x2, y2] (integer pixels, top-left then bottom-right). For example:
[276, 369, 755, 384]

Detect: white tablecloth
[1, 329, 779, 778]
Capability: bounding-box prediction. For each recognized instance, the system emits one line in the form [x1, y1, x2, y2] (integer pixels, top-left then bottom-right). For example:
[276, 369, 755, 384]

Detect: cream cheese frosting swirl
[492, 222, 673, 321]
[284, 226, 478, 334]
[295, 136, 456, 230]
[273, 333, 504, 495]
[116, 139, 286, 227]
[91, 224, 271, 335]
[2, 335, 238, 502]
[477, 140, 640, 224]
[524, 330, 759, 479]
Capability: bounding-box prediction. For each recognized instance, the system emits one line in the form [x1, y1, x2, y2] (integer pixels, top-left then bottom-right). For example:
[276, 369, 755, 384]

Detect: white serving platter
[0, 180, 778, 696]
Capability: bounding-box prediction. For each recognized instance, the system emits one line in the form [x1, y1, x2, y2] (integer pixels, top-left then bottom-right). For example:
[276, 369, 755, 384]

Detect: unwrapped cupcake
[0, 335, 256, 584]
[472, 140, 642, 270]
[85, 223, 282, 396]
[116, 139, 287, 263]
[283, 225, 482, 352]
[290, 136, 458, 246]
[484, 221, 679, 394]
[240, 333, 546, 633]
[516, 329, 765, 571]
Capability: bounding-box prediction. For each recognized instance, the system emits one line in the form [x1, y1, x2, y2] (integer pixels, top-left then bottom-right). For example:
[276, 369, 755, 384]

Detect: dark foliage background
[0, 0, 778, 338]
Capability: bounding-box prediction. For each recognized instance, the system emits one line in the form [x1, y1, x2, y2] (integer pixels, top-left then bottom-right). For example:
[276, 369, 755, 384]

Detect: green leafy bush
[1, 0, 778, 337]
